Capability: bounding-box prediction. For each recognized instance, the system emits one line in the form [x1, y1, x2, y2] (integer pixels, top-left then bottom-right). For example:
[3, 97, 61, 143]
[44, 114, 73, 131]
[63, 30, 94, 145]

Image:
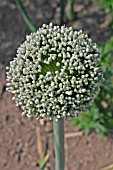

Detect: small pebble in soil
[5, 115, 10, 121]
[3, 160, 7, 167]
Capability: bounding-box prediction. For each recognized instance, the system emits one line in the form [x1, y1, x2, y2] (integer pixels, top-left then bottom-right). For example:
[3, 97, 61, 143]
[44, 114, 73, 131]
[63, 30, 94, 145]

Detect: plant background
[0, 0, 113, 170]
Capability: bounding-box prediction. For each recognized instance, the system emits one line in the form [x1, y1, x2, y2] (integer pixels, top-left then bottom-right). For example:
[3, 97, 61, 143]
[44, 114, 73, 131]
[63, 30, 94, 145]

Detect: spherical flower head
[6, 23, 104, 120]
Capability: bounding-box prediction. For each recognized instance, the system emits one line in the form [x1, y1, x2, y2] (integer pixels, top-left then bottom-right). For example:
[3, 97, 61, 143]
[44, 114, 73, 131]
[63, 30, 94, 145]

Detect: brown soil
[0, 0, 113, 170]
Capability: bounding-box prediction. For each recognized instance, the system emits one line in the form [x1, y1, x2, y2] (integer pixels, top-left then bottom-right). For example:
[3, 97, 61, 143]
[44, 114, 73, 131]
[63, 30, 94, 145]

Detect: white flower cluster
[6, 23, 104, 120]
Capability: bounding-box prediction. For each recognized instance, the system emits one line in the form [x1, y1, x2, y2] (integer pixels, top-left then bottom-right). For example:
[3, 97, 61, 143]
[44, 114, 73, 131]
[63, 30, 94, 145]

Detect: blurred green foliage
[96, 0, 113, 29]
[71, 37, 113, 135]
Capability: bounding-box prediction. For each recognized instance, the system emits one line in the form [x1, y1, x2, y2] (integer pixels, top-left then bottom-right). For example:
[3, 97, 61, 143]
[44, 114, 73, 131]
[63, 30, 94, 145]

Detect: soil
[0, 0, 113, 170]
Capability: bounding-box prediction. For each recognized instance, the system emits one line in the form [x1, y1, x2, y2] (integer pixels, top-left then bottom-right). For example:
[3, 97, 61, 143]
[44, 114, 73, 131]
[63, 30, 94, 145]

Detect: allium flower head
[6, 23, 104, 120]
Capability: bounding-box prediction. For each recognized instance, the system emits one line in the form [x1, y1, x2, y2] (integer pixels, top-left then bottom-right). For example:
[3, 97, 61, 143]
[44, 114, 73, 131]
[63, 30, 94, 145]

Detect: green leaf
[15, 0, 36, 32]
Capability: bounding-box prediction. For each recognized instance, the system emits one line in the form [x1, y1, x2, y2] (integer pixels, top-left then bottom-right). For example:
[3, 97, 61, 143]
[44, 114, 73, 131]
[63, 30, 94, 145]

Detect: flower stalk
[53, 118, 65, 170]
[66, 0, 75, 21]
[60, 0, 66, 25]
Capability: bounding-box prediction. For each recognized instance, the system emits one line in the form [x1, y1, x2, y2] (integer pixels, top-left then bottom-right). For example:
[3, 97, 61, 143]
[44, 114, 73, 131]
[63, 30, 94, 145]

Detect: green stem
[60, 0, 66, 25]
[53, 118, 65, 170]
[15, 0, 36, 32]
[109, 18, 113, 30]
[67, 0, 75, 21]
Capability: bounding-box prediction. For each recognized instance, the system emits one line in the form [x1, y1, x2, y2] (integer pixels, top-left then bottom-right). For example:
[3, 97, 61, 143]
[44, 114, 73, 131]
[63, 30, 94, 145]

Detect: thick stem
[60, 0, 66, 25]
[66, 0, 75, 21]
[53, 118, 65, 170]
